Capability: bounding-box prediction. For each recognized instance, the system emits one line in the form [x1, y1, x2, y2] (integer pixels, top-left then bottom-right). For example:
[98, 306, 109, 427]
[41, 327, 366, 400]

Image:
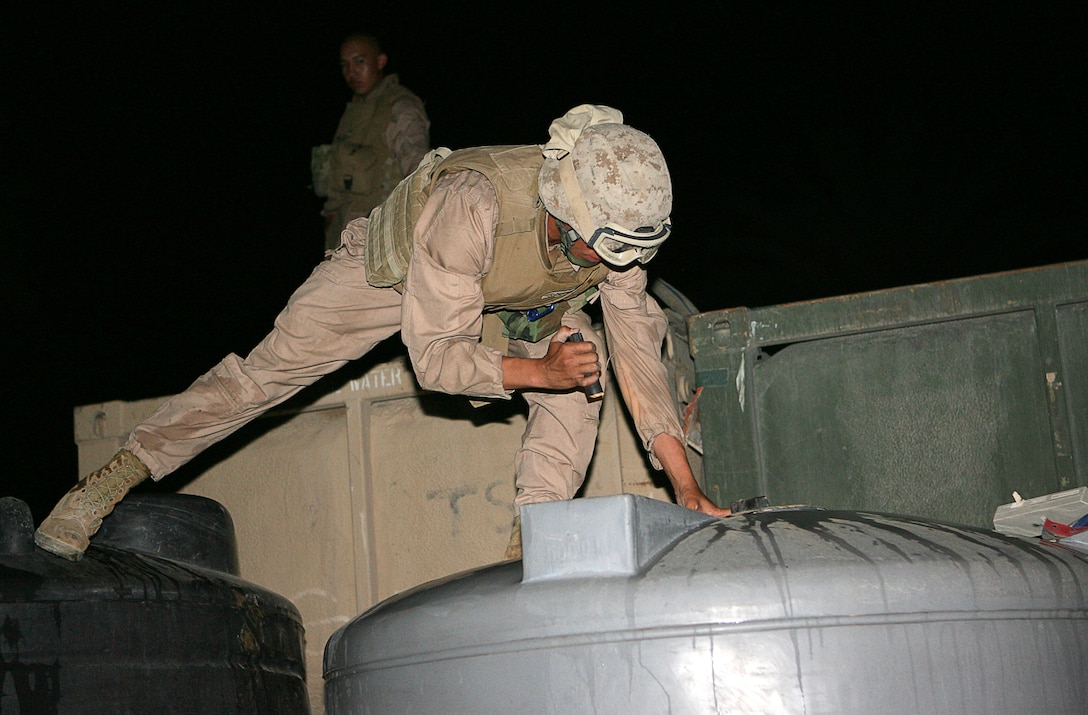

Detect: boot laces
[71, 456, 144, 516]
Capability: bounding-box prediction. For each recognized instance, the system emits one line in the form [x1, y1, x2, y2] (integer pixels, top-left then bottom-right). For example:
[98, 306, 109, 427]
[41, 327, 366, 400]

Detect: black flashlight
[567, 331, 604, 401]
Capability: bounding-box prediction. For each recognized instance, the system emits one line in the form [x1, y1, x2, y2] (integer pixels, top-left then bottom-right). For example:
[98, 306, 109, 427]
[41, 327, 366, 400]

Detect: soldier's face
[565, 232, 603, 265]
[340, 39, 387, 96]
[548, 215, 602, 265]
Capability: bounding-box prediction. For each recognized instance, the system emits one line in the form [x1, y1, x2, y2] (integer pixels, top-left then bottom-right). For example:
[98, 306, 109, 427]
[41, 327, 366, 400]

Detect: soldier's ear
[377, 53, 389, 71]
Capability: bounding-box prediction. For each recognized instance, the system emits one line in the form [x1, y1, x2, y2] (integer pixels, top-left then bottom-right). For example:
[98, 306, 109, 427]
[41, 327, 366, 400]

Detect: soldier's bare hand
[537, 327, 601, 391]
[676, 485, 732, 518]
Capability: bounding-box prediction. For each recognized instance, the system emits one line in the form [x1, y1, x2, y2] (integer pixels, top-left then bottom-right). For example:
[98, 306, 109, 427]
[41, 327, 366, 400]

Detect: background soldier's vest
[326, 75, 418, 215]
[366, 145, 609, 341]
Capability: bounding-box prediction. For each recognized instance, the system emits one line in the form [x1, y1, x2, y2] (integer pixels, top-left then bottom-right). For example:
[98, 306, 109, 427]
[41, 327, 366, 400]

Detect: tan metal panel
[72, 354, 671, 714]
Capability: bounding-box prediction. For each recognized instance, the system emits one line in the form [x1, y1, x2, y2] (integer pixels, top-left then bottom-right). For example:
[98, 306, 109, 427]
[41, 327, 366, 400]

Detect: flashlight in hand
[567, 331, 604, 401]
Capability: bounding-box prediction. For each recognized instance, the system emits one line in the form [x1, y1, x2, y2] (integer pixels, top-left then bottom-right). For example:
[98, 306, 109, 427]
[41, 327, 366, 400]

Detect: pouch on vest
[364, 147, 453, 288]
[495, 286, 600, 342]
[311, 144, 332, 198]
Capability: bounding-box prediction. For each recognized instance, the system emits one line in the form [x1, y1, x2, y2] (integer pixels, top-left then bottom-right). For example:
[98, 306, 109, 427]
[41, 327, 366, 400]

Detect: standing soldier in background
[313, 33, 430, 251]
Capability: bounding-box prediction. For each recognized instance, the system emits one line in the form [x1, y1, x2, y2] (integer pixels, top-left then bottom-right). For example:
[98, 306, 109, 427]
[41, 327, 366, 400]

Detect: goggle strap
[556, 157, 598, 242]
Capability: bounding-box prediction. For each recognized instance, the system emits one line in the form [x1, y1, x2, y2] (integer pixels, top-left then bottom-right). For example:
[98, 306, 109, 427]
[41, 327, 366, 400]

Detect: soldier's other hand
[676, 485, 732, 518]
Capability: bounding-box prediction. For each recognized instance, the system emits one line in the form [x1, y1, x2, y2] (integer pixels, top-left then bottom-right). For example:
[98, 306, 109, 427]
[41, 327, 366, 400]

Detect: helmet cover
[539, 122, 672, 242]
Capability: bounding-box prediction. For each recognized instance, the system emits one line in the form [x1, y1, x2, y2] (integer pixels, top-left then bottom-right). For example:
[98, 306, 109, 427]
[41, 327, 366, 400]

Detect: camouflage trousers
[124, 226, 606, 510]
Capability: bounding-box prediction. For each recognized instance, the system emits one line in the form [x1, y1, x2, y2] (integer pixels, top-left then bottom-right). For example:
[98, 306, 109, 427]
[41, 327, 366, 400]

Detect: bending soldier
[36, 104, 730, 562]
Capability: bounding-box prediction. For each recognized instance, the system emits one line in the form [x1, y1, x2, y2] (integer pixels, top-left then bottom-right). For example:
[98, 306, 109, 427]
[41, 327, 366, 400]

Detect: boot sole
[34, 529, 86, 561]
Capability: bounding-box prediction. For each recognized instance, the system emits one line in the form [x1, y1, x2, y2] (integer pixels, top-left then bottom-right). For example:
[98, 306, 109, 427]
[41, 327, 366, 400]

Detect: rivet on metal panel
[1044, 372, 1070, 462]
[1046, 372, 1063, 402]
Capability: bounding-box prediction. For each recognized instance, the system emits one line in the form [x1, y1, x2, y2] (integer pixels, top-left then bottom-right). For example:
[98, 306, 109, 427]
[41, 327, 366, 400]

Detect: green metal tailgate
[689, 261, 1088, 528]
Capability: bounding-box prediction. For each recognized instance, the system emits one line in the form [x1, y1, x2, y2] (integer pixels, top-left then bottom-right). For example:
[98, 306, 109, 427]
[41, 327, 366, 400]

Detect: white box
[993, 486, 1088, 537]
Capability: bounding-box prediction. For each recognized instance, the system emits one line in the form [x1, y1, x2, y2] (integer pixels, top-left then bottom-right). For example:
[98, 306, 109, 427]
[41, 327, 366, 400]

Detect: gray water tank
[324, 494, 1088, 714]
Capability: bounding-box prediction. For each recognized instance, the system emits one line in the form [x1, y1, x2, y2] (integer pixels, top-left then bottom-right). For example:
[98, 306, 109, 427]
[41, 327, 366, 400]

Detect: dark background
[3, 2, 1085, 520]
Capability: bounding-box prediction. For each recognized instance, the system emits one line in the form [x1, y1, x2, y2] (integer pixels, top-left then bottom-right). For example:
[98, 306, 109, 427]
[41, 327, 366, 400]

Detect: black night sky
[3, 3, 1086, 520]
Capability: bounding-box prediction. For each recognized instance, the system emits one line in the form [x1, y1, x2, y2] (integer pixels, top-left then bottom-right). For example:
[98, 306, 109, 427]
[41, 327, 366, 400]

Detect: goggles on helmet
[584, 221, 671, 266]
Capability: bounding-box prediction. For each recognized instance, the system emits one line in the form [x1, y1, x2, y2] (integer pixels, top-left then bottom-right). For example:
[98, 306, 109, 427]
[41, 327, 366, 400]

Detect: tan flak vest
[325, 75, 422, 216]
[366, 145, 610, 345]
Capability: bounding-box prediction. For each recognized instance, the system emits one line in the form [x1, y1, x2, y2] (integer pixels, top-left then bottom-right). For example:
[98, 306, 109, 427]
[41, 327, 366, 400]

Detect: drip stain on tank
[325, 494, 1088, 714]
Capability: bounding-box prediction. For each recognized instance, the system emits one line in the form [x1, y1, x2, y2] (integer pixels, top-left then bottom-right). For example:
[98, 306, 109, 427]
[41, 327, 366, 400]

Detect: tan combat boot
[34, 449, 151, 561]
[503, 515, 522, 560]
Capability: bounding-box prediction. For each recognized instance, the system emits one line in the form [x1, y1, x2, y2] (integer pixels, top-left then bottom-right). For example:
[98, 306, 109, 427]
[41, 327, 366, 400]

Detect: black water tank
[0, 494, 310, 714]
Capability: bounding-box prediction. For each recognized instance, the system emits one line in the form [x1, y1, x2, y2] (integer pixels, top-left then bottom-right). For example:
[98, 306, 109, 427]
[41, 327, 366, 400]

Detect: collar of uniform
[352, 73, 400, 104]
[536, 207, 579, 274]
